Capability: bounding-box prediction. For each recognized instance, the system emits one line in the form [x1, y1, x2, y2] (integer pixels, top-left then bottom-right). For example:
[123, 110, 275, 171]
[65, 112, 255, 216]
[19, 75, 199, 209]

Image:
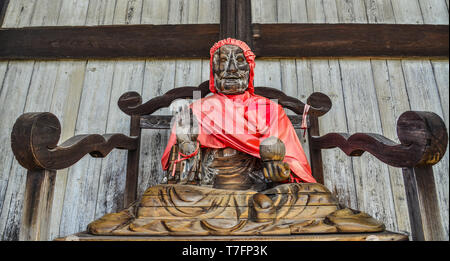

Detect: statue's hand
[262, 160, 291, 182]
[172, 101, 199, 153]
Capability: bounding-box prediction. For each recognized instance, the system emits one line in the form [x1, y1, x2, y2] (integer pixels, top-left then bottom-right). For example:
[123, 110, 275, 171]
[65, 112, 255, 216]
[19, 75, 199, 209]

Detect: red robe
[161, 91, 316, 183]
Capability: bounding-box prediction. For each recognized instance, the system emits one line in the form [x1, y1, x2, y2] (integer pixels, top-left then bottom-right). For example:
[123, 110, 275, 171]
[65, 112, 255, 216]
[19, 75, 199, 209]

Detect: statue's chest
[201, 147, 266, 190]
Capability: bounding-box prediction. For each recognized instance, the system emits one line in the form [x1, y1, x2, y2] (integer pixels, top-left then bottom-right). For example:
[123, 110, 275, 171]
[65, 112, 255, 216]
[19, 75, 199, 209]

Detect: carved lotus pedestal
[54, 183, 408, 241]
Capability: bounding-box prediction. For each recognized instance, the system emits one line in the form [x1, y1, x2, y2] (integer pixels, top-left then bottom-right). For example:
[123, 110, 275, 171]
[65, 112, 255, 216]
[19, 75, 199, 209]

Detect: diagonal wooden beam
[0, 24, 447, 60]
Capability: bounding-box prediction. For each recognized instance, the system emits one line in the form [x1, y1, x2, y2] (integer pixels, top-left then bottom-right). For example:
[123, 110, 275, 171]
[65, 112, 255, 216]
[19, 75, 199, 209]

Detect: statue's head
[212, 45, 249, 94]
[209, 38, 255, 95]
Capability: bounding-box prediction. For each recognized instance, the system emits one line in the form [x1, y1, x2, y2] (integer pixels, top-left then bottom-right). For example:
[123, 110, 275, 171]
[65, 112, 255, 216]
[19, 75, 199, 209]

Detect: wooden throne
[10, 81, 448, 241]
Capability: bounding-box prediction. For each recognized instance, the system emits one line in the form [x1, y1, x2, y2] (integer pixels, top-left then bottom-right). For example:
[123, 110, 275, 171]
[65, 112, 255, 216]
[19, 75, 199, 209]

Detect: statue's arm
[168, 102, 201, 184]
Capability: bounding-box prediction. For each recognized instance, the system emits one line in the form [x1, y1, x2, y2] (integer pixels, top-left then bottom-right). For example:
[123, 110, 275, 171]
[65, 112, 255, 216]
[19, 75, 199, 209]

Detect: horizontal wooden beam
[0, 24, 219, 60]
[253, 23, 449, 59]
[0, 24, 448, 60]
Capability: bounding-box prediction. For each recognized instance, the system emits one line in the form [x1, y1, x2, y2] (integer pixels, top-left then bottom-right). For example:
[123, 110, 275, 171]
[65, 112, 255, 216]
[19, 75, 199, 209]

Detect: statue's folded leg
[87, 183, 385, 236]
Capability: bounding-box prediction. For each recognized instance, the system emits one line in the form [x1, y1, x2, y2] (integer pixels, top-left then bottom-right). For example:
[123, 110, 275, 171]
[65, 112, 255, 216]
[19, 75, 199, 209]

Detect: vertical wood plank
[0, 0, 63, 240]
[364, 0, 395, 23]
[418, 0, 449, 24]
[0, 0, 10, 26]
[261, 0, 277, 23]
[339, 59, 398, 231]
[364, 0, 412, 237]
[391, 0, 423, 24]
[47, 0, 90, 240]
[306, 0, 358, 209]
[85, 0, 116, 26]
[402, 168, 425, 241]
[59, 0, 118, 237]
[114, 0, 143, 25]
[236, 0, 252, 46]
[95, 0, 145, 217]
[0, 0, 36, 28]
[141, 0, 169, 24]
[294, 59, 313, 164]
[402, 60, 449, 240]
[276, 0, 292, 23]
[289, 0, 308, 23]
[431, 61, 449, 126]
[336, 0, 398, 232]
[138, 60, 175, 198]
[0, 61, 34, 240]
[29, 0, 62, 26]
[48, 61, 87, 240]
[19, 170, 56, 241]
[59, 61, 115, 236]
[5, 59, 60, 240]
[198, 0, 220, 23]
[220, 0, 236, 38]
[372, 59, 412, 235]
[97, 61, 144, 213]
[403, 167, 446, 240]
[56, 0, 89, 26]
[392, 0, 448, 240]
[251, 0, 262, 23]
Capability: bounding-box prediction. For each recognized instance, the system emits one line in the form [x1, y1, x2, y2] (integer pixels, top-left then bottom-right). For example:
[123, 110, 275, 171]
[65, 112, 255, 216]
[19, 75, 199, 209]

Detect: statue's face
[213, 45, 250, 95]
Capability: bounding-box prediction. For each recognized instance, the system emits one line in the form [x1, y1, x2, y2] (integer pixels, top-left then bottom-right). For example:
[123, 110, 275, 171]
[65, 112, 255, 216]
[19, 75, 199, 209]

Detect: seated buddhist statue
[87, 38, 385, 236]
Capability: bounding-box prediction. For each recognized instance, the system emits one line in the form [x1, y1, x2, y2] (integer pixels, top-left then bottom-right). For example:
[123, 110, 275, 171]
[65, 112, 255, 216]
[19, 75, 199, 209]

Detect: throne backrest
[118, 80, 332, 131]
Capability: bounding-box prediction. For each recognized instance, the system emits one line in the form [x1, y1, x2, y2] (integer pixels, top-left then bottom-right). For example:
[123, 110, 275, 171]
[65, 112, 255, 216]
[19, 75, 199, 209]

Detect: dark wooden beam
[0, 24, 447, 60]
[236, 0, 253, 48]
[0, 0, 9, 27]
[220, 0, 236, 39]
[252, 23, 449, 58]
[220, 0, 253, 48]
[0, 24, 219, 60]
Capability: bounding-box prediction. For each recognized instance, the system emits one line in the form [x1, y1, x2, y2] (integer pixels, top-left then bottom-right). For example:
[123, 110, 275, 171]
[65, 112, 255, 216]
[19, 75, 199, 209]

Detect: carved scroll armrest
[11, 112, 139, 171]
[310, 111, 448, 168]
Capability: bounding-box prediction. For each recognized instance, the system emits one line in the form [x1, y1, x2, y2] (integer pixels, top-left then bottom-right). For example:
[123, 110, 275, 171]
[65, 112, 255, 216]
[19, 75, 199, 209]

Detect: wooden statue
[86, 39, 385, 236]
[10, 38, 447, 240]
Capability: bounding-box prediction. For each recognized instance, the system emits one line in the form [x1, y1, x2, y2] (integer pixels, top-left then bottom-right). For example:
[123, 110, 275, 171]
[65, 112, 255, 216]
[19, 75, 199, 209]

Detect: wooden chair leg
[403, 166, 445, 241]
[19, 169, 56, 241]
[124, 115, 141, 208]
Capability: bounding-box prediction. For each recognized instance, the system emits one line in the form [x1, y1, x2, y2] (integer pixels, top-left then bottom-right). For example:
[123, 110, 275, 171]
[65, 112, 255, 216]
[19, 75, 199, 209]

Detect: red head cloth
[209, 38, 256, 94]
[161, 39, 315, 184]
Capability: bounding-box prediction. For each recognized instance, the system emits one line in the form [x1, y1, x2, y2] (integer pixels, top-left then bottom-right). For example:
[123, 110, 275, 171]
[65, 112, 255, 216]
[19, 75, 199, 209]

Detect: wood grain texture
[56, 231, 409, 241]
[305, 0, 358, 211]
[19, 169, 56, 241]
[2, 0, 448, 242]
[0, 24, 220, 60]
[47, 0, 90, 241]
[0, 0, 9, 26]
[0, 0, 55, 241]
[0, 62, 34, 241]
[11, 112, 138, 170]
[311, 111, 448, 167]
[0, 23, 447, 59]
[119, 81, 331, 118]
[395, 0, 449, 240]
[337, 0, 397, 234]
[251, 23, 448, 58]
[403, 166, 446, 240]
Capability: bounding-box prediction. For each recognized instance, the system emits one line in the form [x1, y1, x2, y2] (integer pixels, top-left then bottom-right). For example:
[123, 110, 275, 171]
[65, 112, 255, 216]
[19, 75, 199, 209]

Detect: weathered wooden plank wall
[0, 0, 220, 241]
[252, 0, 449, 240]
[0, 0, 447, 241]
